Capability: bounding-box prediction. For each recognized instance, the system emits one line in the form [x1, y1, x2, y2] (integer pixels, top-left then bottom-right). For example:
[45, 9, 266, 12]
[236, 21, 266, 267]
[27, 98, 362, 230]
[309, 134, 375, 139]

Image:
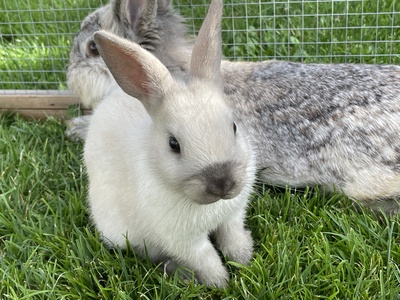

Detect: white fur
[84, 0, 256, 287]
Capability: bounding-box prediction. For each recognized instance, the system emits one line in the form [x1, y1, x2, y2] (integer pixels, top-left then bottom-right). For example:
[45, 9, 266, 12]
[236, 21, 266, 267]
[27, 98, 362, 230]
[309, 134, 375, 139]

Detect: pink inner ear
[118, 49, 150, 97]
[127, 0, 146, 28]
[98, 36, 150, 98]
[94, 30, 174, 113]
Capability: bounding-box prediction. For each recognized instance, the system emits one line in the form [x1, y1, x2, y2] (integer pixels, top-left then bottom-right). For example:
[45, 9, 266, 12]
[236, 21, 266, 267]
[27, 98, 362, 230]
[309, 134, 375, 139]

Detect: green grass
[1, 114, 399, 298]
[0, 0, 105, 90]
[1, 0, 400, 298]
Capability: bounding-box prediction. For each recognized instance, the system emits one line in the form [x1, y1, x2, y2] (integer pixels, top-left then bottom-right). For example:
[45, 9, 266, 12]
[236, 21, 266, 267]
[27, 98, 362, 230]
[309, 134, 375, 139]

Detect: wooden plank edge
[0, 90, 89, 120]
[0, 92, 81, 109]
[1, 108, 92, 120]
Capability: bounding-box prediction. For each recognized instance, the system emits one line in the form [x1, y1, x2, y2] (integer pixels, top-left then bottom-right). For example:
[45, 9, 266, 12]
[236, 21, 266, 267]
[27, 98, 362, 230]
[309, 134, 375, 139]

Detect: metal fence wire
[1, 0, 400, 91]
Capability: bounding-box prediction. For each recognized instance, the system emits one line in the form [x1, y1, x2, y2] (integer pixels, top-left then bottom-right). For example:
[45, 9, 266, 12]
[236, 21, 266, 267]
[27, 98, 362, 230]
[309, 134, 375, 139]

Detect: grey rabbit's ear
[112, 0, 157, 32]
[189, 0, 223, 84]
[158, 0, 173, 9]
[93, 30, 173, 114]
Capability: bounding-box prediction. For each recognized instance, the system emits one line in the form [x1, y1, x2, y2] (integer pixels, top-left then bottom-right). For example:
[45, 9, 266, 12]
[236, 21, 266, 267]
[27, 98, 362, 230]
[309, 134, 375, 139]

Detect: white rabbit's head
[93, 0, 255, 204]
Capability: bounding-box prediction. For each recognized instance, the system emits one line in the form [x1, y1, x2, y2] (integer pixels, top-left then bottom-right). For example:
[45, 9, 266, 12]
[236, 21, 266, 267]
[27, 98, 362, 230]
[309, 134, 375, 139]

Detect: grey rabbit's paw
[65, 115, 92, 141]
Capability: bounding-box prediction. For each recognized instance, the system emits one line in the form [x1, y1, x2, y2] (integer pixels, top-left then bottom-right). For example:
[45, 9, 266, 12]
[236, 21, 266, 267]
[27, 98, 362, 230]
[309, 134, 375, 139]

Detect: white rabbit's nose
[183, 161, 244, 205]
[206, 177, 236, 199]
[202, 162, 237, 199]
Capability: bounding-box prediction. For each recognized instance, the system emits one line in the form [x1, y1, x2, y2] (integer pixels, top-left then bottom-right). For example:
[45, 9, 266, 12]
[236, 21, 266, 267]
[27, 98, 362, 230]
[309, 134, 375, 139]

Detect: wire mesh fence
[1, 0, 400, 92]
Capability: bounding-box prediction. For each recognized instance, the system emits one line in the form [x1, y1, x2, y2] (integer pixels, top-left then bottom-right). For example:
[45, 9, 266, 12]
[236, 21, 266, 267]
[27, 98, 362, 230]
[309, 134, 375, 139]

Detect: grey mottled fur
[222, 60, 400, 213]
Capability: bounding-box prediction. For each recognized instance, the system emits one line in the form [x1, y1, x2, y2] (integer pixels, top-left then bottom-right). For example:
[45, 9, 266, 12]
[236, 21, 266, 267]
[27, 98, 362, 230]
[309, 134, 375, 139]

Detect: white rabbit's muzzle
[183, 161, 245, 205]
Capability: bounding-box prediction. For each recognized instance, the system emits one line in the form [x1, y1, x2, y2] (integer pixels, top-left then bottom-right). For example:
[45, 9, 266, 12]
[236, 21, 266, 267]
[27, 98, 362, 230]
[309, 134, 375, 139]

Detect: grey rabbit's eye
[169, 136, 181, 153]
[87, 41, 99, 57]
[233, 122, 237, 135]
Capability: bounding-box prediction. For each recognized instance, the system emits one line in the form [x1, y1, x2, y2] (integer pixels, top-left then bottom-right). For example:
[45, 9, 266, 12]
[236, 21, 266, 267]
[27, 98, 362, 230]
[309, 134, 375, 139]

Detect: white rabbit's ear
[94, 30, 173, 112]
[112, 0, 157, 30]
[189, 0, 223, 83]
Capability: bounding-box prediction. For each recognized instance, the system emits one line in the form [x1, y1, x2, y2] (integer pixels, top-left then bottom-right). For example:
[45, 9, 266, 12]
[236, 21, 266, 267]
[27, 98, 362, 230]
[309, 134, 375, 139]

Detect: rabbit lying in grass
[68, 0, 400, 214]
[84, 0, 256, 287]
[66, 0, 192, 139]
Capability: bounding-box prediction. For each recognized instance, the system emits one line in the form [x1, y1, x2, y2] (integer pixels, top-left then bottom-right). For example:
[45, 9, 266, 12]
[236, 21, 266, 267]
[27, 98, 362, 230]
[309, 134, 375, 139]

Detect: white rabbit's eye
[88, 41, 99, 57]
[169, 136, 181, 153]
[233, 122, 237, 135]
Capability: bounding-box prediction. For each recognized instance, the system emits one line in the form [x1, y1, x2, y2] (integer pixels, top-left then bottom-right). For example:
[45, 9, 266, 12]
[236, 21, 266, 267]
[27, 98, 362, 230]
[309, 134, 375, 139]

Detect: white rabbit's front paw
[214, 218, 254, 265]
[174, 239, 230, 288]
[196, 261, 229, 288]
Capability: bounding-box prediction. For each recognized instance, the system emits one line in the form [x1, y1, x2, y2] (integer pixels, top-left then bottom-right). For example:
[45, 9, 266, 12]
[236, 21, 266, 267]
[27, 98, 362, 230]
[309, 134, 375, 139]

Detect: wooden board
[0, 90, 90, 120]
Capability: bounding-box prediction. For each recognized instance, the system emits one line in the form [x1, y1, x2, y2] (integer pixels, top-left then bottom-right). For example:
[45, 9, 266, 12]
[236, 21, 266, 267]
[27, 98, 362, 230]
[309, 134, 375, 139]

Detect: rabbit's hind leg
[360, 197, 400, 216]
[343, 169, 400, 215]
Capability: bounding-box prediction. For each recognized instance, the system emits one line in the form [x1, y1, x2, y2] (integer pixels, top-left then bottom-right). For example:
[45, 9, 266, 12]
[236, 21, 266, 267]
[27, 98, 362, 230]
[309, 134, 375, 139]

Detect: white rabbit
[84, 0, 256, 288]
[66, 0, 192, 140]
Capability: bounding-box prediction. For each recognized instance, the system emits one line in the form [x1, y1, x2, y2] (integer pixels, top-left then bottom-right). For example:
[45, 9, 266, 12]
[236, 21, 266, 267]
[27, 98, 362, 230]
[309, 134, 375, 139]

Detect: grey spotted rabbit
[85, 0, 256, 287]
[68, 0, 400, 214]
[66, 0, 192, 139]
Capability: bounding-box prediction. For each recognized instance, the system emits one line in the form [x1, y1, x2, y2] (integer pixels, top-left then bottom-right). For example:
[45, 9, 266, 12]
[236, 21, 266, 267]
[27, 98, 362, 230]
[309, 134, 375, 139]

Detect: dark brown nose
[202, 162, 236, 199]
[206, 177, 236, 199]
